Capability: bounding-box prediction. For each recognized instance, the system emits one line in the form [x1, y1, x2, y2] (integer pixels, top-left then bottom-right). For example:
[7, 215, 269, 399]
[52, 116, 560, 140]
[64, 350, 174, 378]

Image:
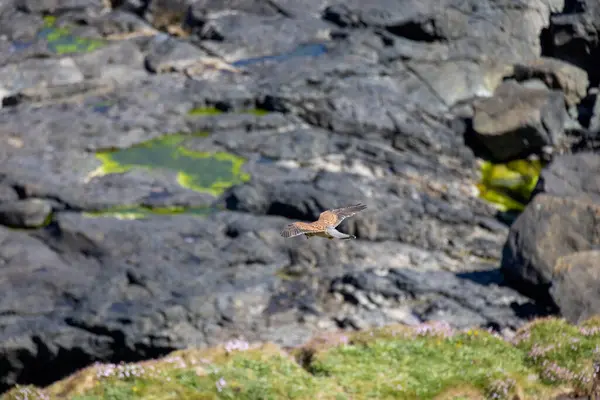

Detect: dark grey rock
[550, 250, 600, 324]
[534, 152, 600, 203]
[511, 57, 589, 108]
[589, 90, 600, 133]
[501, 194, 600, 302]
[0, 183, 19, 203]
[187, 0, 281, 21]
[144, 34, 210, 73]
[143, 0, 193, 30]
[0, 199, 53, 228]
[471, 81, 567, 161]
[0, 9, 45, 42]
[319, 0, 559, 61]
[331, 266, 546, 330]
[2, 78, 116, 107]
[0, 58, 84, 104]
[15, 0, 104, 13]
[73, 40, 147, 82]
[191, 12, 335, 61]
[88, 10, 157, 38]
[547, 0, 600, 85]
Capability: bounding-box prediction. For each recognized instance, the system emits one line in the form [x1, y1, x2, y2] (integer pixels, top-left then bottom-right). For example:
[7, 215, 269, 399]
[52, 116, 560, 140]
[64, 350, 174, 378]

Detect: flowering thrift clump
[487, 378, 517, 400]
[95, 362, 147, 380]
[413, 321, 455, 338]
[216, 376, 227, 392]
[162, 355, 187, 369]
[528, 344, 557, 359]
[9, 386, 50, 400]
[580, 326, 600, 336]
[224, 338, 250, 353]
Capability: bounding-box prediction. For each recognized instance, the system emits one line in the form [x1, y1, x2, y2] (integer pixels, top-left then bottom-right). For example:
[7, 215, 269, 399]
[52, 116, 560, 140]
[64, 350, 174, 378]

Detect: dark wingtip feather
[349, 203, 367, 211]
[280, 224, 299, 238]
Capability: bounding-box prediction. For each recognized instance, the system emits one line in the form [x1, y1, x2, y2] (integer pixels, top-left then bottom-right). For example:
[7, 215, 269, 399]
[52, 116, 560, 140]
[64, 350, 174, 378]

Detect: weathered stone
[143, 0, 193, 31]
[512, 57, 589, 107]
[144, 35, 210, 73]
[0, 199, 52, 228]
[15, 0, 104, 13]
[72, 40, 146, 82]
[534, 152, 600, 203]
[187, 0, 281, 20]
[547, 0, 600, 85]
[550, 250, 600, 324]
[501, 194, 600, 301]
[472, 81, 567, 161]
[589, 91, 600, 134]
[331, 266, 546, 330]
[0, 58, 84, 105]
[188, 12, 334, 61]
[319, 0, 561, 62]
[0, 184, 19, 203]
[2, 78, 115, 107]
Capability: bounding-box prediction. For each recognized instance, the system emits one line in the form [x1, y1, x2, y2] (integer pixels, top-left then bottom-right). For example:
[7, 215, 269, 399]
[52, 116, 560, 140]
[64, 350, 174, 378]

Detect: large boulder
[471, 81, 568, 162]
[501, 194, 600, 302]
[550, 250, 600, 324]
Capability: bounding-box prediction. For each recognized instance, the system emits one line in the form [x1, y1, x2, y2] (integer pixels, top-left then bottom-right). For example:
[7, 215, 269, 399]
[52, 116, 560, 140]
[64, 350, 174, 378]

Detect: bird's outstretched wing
[319, 203, 367, 227]
[280, 221, 324, 238]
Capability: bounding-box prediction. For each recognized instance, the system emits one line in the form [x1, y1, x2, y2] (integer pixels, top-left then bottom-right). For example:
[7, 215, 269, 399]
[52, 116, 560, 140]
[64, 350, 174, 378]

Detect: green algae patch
[187, 107, 224, 116]
[83, 206, 213, 220]
[476, 158, 543, 212]
[5, 318, 599, 400]
[40, 16, 106, 55]
[86, 133, 250, 197]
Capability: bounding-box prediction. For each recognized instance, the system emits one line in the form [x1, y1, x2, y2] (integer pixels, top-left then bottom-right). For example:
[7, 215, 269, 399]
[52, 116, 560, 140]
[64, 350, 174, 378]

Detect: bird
[280, 203, 367, 240]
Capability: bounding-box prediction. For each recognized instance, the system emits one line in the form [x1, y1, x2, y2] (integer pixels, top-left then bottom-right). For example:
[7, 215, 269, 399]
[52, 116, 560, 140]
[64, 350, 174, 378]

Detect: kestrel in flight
[280, 203, 367, 240]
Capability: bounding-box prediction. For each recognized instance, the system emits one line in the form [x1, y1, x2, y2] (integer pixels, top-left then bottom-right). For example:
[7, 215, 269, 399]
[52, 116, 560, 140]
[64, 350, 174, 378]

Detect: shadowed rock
[472, 81, 567, 162]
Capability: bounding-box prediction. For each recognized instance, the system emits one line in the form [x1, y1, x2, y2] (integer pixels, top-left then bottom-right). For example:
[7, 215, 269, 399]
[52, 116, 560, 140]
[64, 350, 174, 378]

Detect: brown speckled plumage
[280, 203, 367, 239]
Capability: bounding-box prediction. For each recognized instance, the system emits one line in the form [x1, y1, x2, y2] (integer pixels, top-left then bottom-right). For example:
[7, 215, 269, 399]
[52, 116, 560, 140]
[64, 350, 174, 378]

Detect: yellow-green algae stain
[83, 205, 214, 220]
[87, 133, 250, 197]
[40, 16, 106, 55]
[477, 158, 543, 212]
[5, 317, 600, 400]
[187, 107, 224, 116]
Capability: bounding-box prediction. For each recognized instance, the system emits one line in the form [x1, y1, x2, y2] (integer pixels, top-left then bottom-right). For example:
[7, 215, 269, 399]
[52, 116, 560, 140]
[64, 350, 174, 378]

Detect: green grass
[3, 318, 600, 400]
[85, 133, 251, 197]
[310, 330, 532, 398]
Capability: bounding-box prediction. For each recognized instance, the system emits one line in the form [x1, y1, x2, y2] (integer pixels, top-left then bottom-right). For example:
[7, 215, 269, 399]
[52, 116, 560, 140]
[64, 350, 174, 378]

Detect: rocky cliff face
[1, 0, 599, 393]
